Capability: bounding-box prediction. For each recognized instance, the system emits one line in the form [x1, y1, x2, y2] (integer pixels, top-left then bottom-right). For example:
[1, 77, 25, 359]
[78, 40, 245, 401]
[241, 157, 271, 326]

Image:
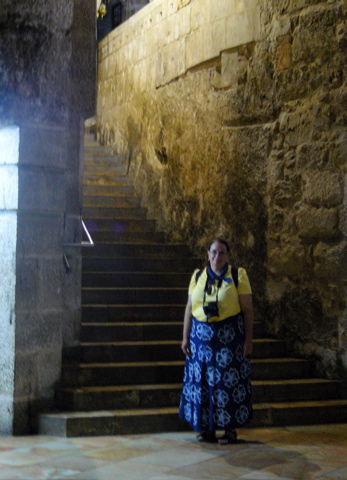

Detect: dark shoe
[196, 431, 217, 443]
[218, 430, 237, 445]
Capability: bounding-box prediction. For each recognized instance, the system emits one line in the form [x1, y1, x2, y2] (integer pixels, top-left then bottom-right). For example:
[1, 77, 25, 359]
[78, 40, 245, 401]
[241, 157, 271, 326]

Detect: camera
[203, 302, 219, 321]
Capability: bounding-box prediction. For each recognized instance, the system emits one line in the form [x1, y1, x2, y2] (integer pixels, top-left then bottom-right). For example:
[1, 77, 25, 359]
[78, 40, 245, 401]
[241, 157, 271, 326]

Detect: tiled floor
[0, 424, 346, 480]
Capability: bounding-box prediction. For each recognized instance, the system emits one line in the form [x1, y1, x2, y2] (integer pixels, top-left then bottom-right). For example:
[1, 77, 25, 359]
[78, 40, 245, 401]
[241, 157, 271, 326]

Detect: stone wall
[0, 0, 96, 433]
[96, 0, 347, 378]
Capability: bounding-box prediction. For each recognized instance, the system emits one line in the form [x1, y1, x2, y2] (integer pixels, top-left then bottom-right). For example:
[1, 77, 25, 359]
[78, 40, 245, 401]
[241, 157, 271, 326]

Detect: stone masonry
[96, 0, 347, 378]
[0, 0, 96, 434]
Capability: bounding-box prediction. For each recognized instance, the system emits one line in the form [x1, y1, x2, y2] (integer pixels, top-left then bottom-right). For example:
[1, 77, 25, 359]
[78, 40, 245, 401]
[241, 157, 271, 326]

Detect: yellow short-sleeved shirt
[188, 265, 252, 322]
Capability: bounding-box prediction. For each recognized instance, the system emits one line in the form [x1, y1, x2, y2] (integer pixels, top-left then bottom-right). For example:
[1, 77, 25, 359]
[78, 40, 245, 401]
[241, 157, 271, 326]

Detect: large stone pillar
[0, 0, 96, 434]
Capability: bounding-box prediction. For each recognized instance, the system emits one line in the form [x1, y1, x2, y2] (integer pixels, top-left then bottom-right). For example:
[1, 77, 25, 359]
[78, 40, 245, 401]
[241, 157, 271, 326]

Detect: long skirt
[179, 314, 252, 432]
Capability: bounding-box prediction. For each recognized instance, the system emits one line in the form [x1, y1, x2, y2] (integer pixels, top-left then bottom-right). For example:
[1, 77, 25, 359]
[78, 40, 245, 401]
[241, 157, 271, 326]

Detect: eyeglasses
[209, 250, 228, 256]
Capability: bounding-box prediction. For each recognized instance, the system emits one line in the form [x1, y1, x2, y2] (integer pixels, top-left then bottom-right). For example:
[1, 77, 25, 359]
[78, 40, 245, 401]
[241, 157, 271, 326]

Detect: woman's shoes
[196, 431, 217, 443]
[196, 430, 237, 444]
[218, 430, 237, 445]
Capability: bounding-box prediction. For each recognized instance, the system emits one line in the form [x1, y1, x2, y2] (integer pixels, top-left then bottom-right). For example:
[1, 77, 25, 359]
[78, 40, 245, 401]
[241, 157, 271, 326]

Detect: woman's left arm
[238, 294, 254, 357]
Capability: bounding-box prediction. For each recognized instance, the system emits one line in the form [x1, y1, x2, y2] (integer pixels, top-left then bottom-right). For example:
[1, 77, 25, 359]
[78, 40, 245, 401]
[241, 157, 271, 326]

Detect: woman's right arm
[181, 295, 193, 357]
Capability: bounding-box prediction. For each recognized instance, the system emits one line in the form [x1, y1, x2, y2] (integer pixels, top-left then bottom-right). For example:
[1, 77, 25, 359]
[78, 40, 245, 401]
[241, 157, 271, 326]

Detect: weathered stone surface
[97, 0, 347, 378]
[303, 171, 343, 207]
[313, 241, 347, 280]
[18, 168, 66, 212]
[0, 0, 96, 434]
[296, 206, 339, 239]
[267, 241, 307, 277]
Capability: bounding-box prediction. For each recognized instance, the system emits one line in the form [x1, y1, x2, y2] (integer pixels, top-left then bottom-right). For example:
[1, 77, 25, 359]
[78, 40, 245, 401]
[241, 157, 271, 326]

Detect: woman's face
[208, 241, 229, 272]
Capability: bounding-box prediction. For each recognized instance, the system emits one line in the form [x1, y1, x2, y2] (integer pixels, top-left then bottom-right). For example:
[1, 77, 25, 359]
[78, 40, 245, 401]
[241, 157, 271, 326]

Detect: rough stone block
[225, 6, 261, 49]
[14, 352, 38, 397]
[160, 39, 186, 86]
[0, 125, 19, 165]
[268, 242, 307, 277]
[15, 258, 40, 311]
[296, 142, 329, 169]
[274, 16, 291, 37]
[210, 0, 229, 23]
[37, 347, 63, 395]
[296, 206, 339, 239]
[133, 60, 148, 93]
[162, 13, 180, 44]
[212, 19, 226, 56]
[303, 171, 343, 208]
[16, 212, 63, 256]
[62, 255, 82, 311]
[0, 321, 15, 386]
[18, 167, 66, 213]
[61, 308, 81, 346]
[0, 213, 17, 257]
[40, 257, 65, 311]
[0, 394, 14, 434]
[275, 35, 292, 71]
[0, 254, 16, 323]
[191, 0, 210, 31]
[313, 241, 347, 280]
[292, 7, 337, 64]
[185, 27, 214, 70]
[220, 52, 239, 88]
[16, 312, 63, 351]
[178, 6, 191, 37]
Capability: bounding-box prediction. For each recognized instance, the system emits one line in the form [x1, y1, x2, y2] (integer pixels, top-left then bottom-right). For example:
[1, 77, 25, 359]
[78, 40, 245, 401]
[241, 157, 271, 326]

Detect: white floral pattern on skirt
[179, 314, 252, 432]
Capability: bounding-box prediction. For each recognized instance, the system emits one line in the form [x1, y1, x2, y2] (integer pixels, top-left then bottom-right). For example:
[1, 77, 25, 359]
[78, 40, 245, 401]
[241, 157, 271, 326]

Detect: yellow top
[188, 265, 252, 322]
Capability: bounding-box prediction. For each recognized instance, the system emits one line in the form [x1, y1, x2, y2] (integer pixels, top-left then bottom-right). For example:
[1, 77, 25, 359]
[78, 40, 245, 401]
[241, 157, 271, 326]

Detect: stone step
[82, 271, 192, 288]
[79, 321, 183, 342]
[56, 379, 343, 411]
[39, 399, 347, 437]
[64, 339, 286, 363]
[83, 155, 125, 166]
[60, 358, 314, 387]
[253, 400, 347, 428]
[84, 145, 117, 156]
[82, 257, 199, 273]
[83, 184, 135, 197]
[82, 243, 191, 258]
[81, 320, 266, 344]
[81, 287, 188, 305]
[83, 163, 127, 176]
[81, 304, 187, 322]
[82, 206, 148, 219]
[83, 218, 158, 233]
[85, 231, 166, 244]
[83, 174, 130, 187]
[80, 306, 264, 333]
[83, 195, 141, 208]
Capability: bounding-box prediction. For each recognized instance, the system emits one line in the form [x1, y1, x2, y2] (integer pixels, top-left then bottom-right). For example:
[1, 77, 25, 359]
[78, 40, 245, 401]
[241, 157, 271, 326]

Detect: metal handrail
[63, 217, 94, 248]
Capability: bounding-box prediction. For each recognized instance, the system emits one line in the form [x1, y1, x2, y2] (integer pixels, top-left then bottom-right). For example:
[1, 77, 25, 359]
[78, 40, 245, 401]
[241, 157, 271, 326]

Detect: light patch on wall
[0, 124, 19, 434]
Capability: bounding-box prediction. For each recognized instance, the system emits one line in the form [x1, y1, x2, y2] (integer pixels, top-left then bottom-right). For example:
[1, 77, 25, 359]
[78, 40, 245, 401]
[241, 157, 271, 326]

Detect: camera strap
[203, 272, 223, 306]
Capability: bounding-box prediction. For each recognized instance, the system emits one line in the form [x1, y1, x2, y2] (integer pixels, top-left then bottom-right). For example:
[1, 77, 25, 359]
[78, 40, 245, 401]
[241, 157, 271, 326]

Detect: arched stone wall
[96, 0, 347, 377]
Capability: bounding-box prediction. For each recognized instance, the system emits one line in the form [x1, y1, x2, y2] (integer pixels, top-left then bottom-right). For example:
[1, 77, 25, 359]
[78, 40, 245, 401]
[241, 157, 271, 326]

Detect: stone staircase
[39, 133, 347, 436]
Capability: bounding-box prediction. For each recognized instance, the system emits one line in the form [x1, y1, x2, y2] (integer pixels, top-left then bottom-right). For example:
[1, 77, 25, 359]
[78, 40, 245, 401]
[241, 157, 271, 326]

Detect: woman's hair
[208, 238, 230, 253]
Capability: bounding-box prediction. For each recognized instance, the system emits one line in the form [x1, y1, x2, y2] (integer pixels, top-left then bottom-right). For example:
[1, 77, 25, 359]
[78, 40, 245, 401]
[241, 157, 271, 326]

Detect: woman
[179, 238, 254, 445]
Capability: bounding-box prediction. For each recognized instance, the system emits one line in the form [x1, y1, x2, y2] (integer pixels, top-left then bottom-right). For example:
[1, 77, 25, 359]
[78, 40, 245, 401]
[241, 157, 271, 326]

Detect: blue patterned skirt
[179, 313, 252, 432]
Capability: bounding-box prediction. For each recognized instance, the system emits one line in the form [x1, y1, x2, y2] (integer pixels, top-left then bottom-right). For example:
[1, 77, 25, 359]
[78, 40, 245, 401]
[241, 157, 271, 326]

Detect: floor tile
[0, 425, 346, 480]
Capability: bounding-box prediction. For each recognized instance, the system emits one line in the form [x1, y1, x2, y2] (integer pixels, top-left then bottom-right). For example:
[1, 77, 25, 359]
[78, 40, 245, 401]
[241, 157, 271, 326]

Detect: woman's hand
[181, 338, 191, 357]
[182, 296, 193, 357]
[243, 337, 253, 357]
